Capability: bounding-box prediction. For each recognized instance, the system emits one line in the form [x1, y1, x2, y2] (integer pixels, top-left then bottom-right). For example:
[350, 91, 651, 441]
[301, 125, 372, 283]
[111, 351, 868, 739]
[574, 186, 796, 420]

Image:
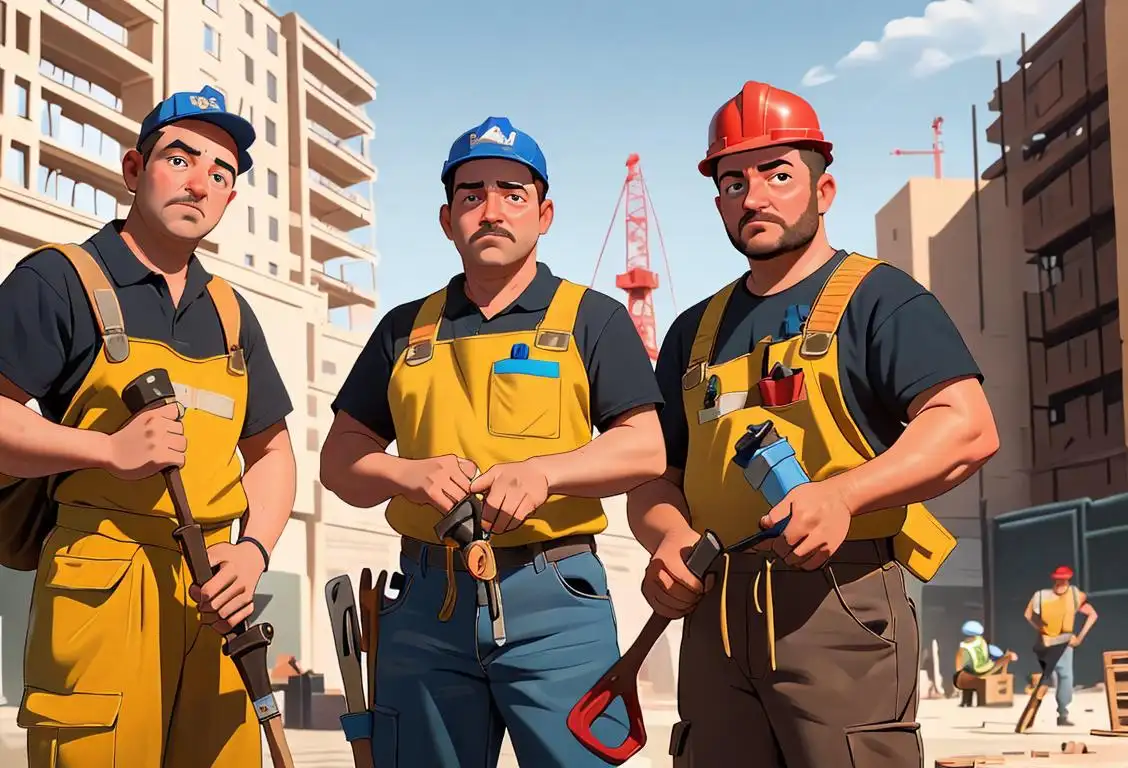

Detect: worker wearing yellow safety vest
[0, 86, 296, 767]
[626, 81, 1001, 768]
[953, 620, 1018, 707]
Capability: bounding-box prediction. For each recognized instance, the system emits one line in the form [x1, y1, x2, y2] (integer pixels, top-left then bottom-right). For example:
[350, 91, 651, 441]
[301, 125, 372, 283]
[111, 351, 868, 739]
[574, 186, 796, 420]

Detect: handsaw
[358, 568, 387, 711]
[325, 575, 375, 768]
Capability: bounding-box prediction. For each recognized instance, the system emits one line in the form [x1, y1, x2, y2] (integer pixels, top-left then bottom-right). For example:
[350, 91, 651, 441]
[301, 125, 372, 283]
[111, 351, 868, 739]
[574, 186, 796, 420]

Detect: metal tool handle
[122, 369, 294, 768]
[567, 530, 723, 764]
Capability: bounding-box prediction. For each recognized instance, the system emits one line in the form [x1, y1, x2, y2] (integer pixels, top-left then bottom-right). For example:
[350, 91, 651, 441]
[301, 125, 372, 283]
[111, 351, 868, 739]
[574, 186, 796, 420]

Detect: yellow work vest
[960, 636, 994, 674]
[0, 243, 250, 543]
[385, 278, 604, 546]
[1033, 586, 1080, 636]
[680, 253, 956, 582]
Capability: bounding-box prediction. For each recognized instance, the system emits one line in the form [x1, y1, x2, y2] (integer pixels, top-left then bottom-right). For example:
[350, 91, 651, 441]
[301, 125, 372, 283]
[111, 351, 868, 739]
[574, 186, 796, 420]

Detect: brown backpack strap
[42, 243, 130, 364]
[204, 276, 246, 375]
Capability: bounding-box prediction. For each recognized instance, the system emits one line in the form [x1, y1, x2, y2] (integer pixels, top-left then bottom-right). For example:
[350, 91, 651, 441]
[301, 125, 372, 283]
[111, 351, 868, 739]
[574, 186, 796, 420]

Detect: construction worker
[952, 620, 1017, 707]
[626, 81, 1000, 767]
[320, 116, 665, 767]
[0, 85, 295, 767]
[1023, 565, 1098, 726]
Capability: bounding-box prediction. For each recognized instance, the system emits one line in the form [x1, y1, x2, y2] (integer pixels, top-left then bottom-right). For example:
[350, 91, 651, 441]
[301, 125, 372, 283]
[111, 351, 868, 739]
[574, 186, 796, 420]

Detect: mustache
[168, 196, 204, 211]
[740, 211, 786, 230]
[470, 223, 515, 243]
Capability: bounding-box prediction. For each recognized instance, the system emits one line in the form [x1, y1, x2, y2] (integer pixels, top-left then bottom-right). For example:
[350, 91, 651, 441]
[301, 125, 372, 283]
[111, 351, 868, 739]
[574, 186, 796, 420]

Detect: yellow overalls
[1032, 586, 1081, 637]
[13, 244, 261, 768]
[680, 253, 956, 664]
[385, 278, 604, 575]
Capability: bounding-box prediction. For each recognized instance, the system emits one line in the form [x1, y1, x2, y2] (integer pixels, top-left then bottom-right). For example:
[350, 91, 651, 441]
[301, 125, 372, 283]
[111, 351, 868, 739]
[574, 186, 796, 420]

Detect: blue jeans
[1051, 646, 1074, 718]
[349, 544, 629, 767]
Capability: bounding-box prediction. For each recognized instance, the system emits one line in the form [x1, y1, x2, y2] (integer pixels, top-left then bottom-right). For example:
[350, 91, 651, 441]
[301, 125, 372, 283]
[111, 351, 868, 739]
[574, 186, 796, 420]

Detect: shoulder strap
[535, 279, 587, 353]
[682, 279, 739, 390]
[205, 276, 246, 375]
[40, 243, 130, 364]
[404, 288, 447, 366]
[800, 253, 884, 358]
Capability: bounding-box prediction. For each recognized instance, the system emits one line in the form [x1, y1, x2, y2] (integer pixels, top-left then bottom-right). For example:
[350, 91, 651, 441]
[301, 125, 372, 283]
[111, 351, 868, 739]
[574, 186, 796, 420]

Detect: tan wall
[1109, 0, 1128, 441]
[874, 178, 976, 287]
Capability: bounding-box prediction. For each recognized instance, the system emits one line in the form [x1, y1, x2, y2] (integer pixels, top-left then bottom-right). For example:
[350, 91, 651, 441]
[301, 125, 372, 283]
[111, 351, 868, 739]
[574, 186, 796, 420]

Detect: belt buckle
[465, 539, 498, 581]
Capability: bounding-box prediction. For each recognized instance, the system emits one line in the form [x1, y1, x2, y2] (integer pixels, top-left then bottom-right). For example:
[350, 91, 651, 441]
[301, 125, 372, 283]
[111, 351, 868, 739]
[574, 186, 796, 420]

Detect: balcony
[83, 0, 162, 26]
[42, 2, 155, 89]
[310, 218, 374, 263]
[41, 77, 139, 148]
[308, 170, 371, 231]
[307, 122, 373, 187]
[39, 105, 130, 204]
[304, 74, 372, 140]
[294, 18, 376, 106]
[311, 263, 376, 310]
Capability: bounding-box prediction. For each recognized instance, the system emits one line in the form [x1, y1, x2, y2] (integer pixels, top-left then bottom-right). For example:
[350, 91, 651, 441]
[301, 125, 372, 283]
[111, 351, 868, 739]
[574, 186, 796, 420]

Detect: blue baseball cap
[440, 116, 548, 189]
[961, 620, 984, 636]
[137, 85, 255, 175]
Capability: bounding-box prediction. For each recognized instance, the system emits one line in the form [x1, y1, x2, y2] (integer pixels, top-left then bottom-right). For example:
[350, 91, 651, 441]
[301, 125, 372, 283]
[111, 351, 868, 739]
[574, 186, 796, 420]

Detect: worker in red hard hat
[1023, 564, 1099, 726]
[626, 80, 1000, 767]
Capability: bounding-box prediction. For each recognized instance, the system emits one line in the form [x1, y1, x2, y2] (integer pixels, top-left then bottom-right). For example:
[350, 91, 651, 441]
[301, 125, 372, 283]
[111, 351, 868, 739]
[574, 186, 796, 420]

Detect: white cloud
[801, 65, 837, 87]
[800, 0, 1078, 88]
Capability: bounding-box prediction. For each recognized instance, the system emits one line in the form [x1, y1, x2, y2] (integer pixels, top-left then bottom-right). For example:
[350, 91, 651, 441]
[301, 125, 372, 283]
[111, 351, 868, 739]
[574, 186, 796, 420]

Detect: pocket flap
[845, 720, 921, 767]
[46, 554, 134, 591]
[493, 358, 560, 378]
[18, 688, 122, 728]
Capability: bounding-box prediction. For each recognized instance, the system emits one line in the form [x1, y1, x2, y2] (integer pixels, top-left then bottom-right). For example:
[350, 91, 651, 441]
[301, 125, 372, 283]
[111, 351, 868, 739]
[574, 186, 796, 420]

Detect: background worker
[1023, 565, 1098, 726]
[626, 81, 999, 767]
[320, 116, 665, 767]
[0, 86, 295, 767]
[952, 619, 1017, 707]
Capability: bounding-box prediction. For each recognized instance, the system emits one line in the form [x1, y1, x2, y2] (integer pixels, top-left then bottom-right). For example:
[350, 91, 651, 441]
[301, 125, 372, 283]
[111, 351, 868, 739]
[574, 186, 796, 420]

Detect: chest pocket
[488, 343, 562, 439]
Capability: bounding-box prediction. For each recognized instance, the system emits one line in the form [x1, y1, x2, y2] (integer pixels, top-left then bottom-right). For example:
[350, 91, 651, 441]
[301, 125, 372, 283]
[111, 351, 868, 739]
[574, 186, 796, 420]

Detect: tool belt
[401, 533, 596, 571]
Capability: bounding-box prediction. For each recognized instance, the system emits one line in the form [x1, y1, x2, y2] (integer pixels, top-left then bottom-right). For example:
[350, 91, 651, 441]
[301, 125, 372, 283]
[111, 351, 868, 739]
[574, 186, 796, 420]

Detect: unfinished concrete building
[982, 0, 1124, 505]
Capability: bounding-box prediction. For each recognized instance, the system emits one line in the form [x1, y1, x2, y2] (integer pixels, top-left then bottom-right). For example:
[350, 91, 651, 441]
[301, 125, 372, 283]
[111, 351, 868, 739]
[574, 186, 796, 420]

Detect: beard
[726, 198, 821, 262]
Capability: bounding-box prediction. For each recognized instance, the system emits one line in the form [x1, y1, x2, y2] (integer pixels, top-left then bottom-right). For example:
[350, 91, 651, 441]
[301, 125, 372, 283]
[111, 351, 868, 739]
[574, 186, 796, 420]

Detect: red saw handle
[566, 530, 722, 764]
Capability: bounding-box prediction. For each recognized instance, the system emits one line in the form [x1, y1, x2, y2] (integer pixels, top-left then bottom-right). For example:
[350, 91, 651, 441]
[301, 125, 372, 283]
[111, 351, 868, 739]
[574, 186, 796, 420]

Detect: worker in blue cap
[952, 619, 1018, 707]
[323, 116, 666, 766]
[1, 84, 295, 767]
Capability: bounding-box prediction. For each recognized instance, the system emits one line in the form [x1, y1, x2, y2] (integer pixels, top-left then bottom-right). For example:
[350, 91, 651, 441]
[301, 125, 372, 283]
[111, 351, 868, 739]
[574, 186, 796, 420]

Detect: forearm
[626, 473, 693, 555]
[1077, 612, 1098, 641]
[240, 445, 296, 557]
[531, 419, 665, 499]
[321, 437, 413, 509]
[0, 397, 109, 478]
[827, 404, 996, 516]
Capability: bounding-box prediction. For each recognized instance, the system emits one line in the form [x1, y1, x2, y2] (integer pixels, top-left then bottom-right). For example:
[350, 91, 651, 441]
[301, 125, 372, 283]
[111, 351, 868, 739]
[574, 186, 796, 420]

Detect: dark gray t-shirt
[655, 250, 983, 469]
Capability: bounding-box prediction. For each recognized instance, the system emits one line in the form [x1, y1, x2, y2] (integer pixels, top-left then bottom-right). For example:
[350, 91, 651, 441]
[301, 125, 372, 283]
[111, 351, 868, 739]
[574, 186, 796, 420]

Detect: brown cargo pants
[670, 539, 923, 768]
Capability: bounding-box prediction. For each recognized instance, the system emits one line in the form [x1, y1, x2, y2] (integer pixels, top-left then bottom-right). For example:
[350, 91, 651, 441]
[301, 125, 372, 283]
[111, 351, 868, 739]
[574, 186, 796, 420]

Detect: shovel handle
[566, 530, 722, 764]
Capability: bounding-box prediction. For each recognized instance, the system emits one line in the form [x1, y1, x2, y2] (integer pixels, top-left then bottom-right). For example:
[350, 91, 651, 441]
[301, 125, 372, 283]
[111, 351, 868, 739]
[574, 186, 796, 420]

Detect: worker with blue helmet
[324, 115, 665, 767]
[953, 618, 1018, 707]
[7, 85, 294, 767]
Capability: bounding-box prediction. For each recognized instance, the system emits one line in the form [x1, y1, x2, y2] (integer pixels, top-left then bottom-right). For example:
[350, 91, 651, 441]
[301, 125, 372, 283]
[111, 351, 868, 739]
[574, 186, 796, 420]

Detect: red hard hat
[699, 81, 834, 177]
[1052, 566, 1074, 580]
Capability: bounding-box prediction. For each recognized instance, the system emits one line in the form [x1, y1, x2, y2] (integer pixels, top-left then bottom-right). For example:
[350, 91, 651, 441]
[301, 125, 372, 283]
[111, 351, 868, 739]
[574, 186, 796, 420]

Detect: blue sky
[272, 0, 1077, 340]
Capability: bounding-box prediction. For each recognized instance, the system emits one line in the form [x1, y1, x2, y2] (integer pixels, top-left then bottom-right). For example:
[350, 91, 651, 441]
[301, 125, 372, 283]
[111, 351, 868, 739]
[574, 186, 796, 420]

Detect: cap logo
[189, 94, 220, 111]
[469, 126, 516, 148]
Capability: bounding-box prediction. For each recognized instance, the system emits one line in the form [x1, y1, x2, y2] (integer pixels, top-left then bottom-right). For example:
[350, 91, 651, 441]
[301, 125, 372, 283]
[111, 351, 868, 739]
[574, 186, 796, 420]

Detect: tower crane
[891, 116, 945, 179]
[589, 154, 676, 361]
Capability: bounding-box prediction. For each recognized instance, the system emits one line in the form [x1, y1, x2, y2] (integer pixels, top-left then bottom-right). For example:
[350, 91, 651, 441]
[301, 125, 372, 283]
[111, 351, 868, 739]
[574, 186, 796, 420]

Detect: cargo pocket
[487, 357, 562, 439]
[844, 721, 922, 767]
[669, 719, 692, 767]
[19, 688, 122, 766]
[371, 704, 399, 766]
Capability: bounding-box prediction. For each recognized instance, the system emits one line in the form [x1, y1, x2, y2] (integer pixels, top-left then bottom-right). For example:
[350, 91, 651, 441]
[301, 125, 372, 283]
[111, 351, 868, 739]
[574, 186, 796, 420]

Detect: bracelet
[238, 536, 270, 572]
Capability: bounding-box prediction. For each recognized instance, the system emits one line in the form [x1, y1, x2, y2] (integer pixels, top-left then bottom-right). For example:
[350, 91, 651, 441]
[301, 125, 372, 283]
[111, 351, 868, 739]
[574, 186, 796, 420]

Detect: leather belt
[401, 534, 596, 572]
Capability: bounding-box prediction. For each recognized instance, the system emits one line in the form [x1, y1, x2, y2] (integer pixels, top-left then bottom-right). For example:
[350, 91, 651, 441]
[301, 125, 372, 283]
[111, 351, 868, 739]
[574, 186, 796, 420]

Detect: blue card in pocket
[493, 342, 560, 378]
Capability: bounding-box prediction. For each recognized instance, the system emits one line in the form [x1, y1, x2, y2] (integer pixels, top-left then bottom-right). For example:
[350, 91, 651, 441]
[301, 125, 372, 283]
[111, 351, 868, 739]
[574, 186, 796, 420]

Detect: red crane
[890, 116, 945, 178]
[589, 154, 676, 361]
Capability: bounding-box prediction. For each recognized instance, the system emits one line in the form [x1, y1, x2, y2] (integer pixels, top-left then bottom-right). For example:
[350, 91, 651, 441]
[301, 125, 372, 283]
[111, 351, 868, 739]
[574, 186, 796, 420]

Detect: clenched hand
[469, 460, 549, 535]
[190, 541, 267, 634]
[757, 480, 853, 570]
[400, 454, 478, 511]
[106, 402, 186, 480]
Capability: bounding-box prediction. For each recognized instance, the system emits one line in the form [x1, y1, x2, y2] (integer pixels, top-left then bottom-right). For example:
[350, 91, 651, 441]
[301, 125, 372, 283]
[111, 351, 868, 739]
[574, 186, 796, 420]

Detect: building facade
[0, 0, 385, 703]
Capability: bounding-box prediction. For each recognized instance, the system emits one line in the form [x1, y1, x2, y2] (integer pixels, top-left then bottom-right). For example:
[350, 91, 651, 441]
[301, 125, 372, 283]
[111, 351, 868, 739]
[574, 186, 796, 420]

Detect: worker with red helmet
[1023, 564, 1099, 726]
[626, 81, 1000, 766]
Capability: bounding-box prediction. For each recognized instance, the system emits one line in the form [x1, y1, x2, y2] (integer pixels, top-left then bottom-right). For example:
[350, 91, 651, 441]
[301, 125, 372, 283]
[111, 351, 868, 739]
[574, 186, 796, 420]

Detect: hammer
[122, 368, 296, 768]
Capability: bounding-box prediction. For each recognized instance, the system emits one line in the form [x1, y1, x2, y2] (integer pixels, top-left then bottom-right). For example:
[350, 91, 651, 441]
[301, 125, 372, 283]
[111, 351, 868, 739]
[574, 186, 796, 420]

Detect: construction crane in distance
[891, 116, 945, 179]
[589, 154, 677, 361]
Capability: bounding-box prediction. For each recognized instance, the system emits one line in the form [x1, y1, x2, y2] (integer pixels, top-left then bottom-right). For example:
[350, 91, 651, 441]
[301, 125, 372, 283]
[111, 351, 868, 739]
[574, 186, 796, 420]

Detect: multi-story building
[982, 0, 1124, 505]
[0, 0, 383, 702]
